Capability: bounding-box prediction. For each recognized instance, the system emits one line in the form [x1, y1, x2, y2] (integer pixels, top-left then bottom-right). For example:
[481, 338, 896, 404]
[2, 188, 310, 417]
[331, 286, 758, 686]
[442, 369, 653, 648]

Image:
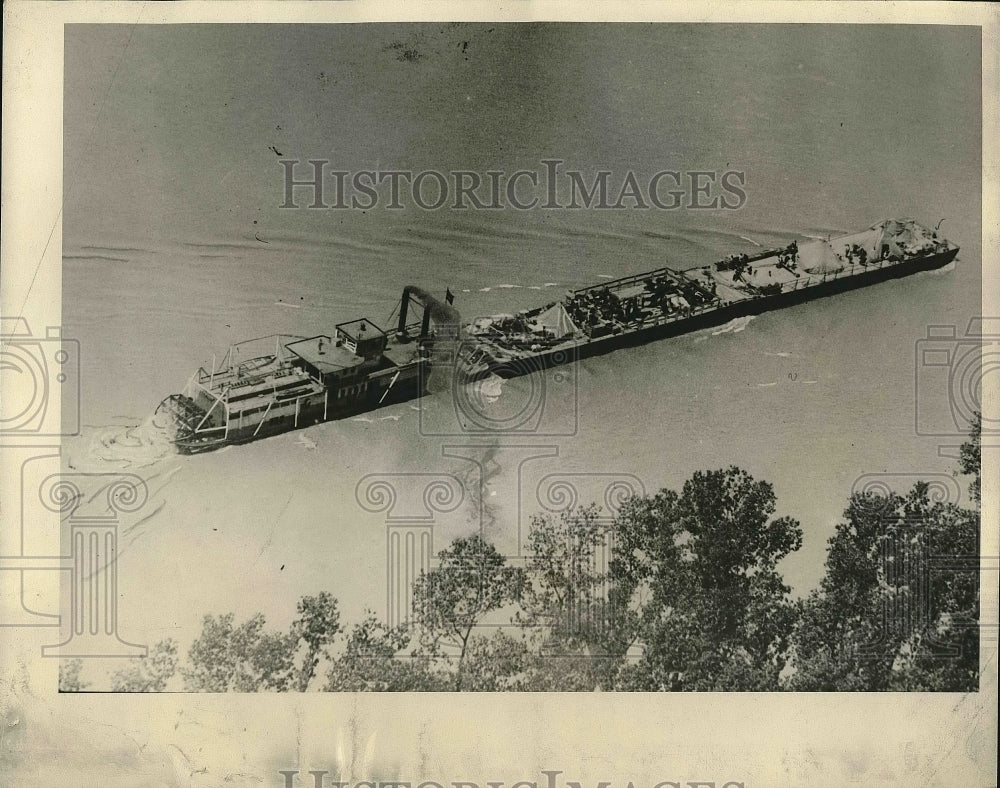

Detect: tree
[788, 481, 979, 691]
[958, 411, 981, 504]
[611, 467, 802, 691]
[58, 659, 88, 692]
[411, 534, 524, 689]
[182, 612, 298, 692]
[521, 505, 616, 647]
[183, 592, 343, 692]
[460, 630, 531, 691]
[290, 592, 340, 691]
[518, 504, 629, 690]
[517, 637, 623, 692]
[109, 639, 178, 692]
[325, 611, 445, 692]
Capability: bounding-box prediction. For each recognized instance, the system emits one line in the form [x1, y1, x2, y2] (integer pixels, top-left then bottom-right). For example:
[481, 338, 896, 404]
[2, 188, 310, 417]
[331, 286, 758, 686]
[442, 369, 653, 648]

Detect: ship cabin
[284, 319, 389, 397]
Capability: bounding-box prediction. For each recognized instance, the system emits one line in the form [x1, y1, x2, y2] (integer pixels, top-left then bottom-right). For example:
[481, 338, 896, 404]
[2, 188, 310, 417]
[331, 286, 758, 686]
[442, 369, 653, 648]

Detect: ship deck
[285, 336, 363, 374]
[709, 253, 795, 291]
[465, 223, 956, 367]
[382, 341, 424, 368]
[157, 219, 957, 450]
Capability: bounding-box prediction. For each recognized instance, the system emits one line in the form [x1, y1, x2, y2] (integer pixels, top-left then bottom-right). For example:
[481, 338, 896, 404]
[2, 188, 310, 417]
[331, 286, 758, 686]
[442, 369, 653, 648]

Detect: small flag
[445, 287, 455, 305]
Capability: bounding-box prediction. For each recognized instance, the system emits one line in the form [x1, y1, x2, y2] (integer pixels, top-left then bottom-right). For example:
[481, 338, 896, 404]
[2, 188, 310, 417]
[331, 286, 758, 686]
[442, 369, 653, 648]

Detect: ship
[153, 286, 456, 453]
[456, 218, 959, 378]
[154, 218, 958, 452]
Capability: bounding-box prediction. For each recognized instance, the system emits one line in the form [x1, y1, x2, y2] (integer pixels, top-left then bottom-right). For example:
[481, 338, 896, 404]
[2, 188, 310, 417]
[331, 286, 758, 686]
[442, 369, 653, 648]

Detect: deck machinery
[154, 219, 959, 452]
[461, 219, 959, 376]
[154, 287, 442, 452]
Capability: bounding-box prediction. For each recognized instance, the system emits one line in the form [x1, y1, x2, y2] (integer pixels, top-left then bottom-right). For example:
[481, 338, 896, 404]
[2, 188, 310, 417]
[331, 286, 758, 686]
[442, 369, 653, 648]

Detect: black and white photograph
[1, 3, 997, 787]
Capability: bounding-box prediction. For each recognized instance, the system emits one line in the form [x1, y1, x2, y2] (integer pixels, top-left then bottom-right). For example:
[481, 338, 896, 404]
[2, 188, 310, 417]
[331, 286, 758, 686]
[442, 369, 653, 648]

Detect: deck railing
[471, 247, 943, 352]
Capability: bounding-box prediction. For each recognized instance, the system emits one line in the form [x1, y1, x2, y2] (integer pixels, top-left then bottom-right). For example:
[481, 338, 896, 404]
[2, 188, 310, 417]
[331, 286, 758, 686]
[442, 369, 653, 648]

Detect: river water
[60, 24, 981, 671]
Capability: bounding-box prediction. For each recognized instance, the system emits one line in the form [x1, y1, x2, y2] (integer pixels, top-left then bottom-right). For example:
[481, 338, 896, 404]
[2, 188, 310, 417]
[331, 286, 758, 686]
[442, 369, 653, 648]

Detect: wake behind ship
[154, 218, 958, 453]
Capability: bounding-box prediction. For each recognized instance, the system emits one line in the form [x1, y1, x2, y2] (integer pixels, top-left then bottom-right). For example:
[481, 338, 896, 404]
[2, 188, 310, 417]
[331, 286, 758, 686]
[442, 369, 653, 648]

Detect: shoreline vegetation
[61, 416, 981, 694]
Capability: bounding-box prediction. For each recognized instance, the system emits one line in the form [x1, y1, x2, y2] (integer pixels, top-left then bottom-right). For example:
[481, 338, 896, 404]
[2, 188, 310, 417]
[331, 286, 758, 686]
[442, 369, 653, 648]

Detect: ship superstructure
[155, 219, 958, 452]
[154, 287, 446, 452]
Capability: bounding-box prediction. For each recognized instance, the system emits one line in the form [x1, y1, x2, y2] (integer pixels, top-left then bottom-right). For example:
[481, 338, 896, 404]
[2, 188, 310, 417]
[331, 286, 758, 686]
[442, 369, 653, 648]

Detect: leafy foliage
[109, 639, 179, 692]
[412, 534, 524, 689]
[521, 505, 617, 648]
[58, 659, 88, 692]
[787, 482, 979, 691]
[459, 630, 532, 691]
[959, 411, 981, 504]
[182, 612, 298, 692]
[290, 592, 341, 691]
[182, 591, 343, 692]
[611, 467, 802, 690]
[97, 416, 982, 693]
[325, 611, 445, 691]
[516, 504, 632, 690]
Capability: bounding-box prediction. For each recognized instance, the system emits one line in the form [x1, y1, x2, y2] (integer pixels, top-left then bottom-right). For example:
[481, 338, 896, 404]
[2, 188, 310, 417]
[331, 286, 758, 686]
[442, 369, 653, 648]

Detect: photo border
[2, 2, 996, 786]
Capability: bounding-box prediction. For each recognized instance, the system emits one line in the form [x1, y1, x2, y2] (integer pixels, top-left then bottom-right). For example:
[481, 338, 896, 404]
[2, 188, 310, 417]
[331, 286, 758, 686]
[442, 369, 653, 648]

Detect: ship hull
[476, 246, 958, 378]
[158, 222, 958, 453]
[173, 365, 426, 454]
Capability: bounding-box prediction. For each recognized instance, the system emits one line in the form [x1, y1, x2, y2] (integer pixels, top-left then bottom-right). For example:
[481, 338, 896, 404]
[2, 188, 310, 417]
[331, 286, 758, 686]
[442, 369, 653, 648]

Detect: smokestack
[396, 286, 413, 339]
[395, 285, 462, 341]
